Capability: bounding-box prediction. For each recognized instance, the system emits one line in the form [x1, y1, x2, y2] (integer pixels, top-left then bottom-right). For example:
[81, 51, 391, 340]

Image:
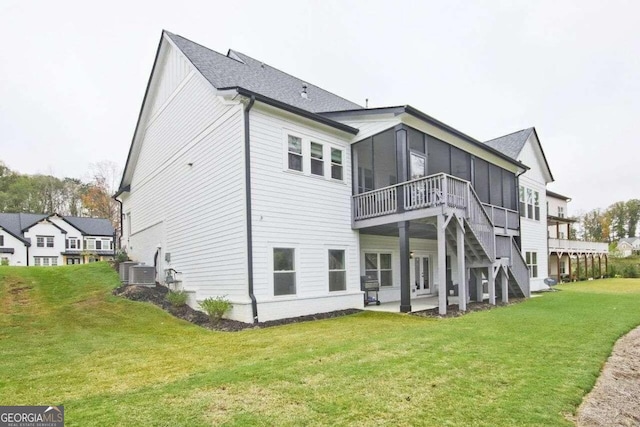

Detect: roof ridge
[230, 49, 363, 110]
[167, 32, 245, 66]
[485, 127, 533, 143]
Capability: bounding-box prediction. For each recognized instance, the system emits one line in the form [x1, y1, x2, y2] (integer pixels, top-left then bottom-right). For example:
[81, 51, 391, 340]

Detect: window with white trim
[365, 253, 393, 286]
[558, 206, 565, 218]
[328, 249, 346, 291]
[85, 239, 96, 250]
[520, 186, 540, 221]
[526, 252, 538, 278]
[310, 142, 324, 176]
[284, 133, 344, 182]
[273, 248, 296, 296]
[287, 135, 303, 172]
[331, 148, 343, 180]
[66, 238, 79, 249]
[34, 257, 58, 267]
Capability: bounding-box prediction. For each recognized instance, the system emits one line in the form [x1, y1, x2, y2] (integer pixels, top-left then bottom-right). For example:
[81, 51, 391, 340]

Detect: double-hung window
[328, 249, 346, 291]
[285, 133, 344, 182]
[310, 142, 324, 176]
[85, 239, 96, 250]
[520, 186, 540, 221]
[526, 252, 538, 278]
[67, 238, 78, 249]
[365, 253, 392, 287]
[37, 236, 45, 248]
[273, 248, 296, 296]
[287, 135, 303, 172]
[331, 148, 343, 180]
[558, 206, 565, 218]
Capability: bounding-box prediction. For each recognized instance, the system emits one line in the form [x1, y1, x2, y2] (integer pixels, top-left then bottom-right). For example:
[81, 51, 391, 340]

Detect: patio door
[411, 255, 432, 295]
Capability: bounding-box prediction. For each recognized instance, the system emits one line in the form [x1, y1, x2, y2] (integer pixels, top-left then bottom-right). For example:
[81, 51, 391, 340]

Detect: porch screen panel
[473, 157, 490, 203]
[502, 171, 516, 211]
[450, 146, 471, 181]
[373, 129, 397, 189]
[408, 127, 425, 154]
[427, 136, 450, 175]
[488, 164, 503, 206]
[352, 138, 373, 194]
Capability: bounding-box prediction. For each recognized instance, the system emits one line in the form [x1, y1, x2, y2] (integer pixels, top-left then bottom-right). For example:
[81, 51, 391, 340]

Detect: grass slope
[1, 263, 640, 426]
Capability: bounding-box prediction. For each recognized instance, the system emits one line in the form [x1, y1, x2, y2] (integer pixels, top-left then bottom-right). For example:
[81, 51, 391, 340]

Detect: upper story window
[37, 236, 54, 248]
[66, 238, 79, 249]
[331, 148, 343, 180]
[287, 135, 303, 172]
[85, 239, 96, 250]
[310, 142, 324, 176]
[285, 133, 344, 182]
[558, 206, 565, 218]
[520, 186, 540, 221]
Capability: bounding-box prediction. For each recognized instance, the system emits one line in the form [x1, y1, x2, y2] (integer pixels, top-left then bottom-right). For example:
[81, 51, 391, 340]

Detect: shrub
[622, 264, 639, 278]
[165, 290, 188, 307]
[200, 296, 233, 322]
[115, 250, 129, 263]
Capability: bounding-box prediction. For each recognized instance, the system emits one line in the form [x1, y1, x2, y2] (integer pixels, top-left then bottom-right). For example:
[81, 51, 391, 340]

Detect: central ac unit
[129, 265, 155, 286]
[119, 261, 139, 284]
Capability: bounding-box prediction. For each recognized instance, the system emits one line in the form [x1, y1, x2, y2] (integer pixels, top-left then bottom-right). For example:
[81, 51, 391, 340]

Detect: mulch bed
[112, 284, 361, 332]
[411, 297, 525, 318]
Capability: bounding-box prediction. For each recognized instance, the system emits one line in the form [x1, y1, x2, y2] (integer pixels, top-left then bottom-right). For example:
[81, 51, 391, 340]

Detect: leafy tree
[626, 199, 640, 237]
[607, 202, 627, 240]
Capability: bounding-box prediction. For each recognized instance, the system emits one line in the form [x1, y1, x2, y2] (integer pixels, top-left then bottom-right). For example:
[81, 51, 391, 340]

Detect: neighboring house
[0, 213, 115, 266]
[546, 191, 608, 280]
[116, 30, 531, 324]
[484, 128, 553, 291]
[617, 237, 640, 257]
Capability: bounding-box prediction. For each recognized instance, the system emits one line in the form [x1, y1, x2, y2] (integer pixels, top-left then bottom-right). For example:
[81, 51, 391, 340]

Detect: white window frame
[328, 249, 347, 292]
[364, 252, 393, 287]
[283, 131, 345, 183]
[526, 251, 538, 278]
[85, 238, 96, 250]
[37, 236, 45, 248]
[310, 141, 324, 176]
[558, 206, 565, 218]
[272, 246, 297, 297]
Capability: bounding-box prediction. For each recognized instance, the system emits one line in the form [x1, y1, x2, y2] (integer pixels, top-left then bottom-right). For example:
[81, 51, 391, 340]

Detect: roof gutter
[244, 95, 259, 323]
[218, 87, 359, 135]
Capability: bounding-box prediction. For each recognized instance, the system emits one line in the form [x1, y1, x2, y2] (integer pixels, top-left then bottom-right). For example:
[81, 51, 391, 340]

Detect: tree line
[0, 161, 120, 230]
[578, 199, 640, 243]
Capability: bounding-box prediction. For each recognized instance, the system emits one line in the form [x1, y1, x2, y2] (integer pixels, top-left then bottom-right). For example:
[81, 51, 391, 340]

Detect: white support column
[456, 218, 466, 312]
[489, 265, 496, 305]
[437, 214, 447, 315]
[501, 267, 509, 303]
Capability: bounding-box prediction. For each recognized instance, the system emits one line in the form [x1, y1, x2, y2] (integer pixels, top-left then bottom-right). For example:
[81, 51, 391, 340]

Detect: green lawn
[1, 264, 640, 426]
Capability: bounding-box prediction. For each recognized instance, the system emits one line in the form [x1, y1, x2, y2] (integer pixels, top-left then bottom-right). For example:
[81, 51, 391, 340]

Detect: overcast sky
[1, 0, 638, 213]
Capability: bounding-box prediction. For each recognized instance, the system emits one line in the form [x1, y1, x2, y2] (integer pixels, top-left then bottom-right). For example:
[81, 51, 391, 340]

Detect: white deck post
[437, 214, 447, 315]
[501, 267, 509, 303]
[456, 218, 466, 312]
[489, 265, 496, 305]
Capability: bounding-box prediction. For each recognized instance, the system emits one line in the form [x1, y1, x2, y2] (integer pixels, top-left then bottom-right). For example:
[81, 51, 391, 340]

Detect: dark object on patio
[360, 275, 381, 306]
[544, 277, 558, 287]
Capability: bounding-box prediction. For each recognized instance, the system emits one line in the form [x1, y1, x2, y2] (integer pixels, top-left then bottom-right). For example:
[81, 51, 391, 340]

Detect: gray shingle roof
[484, 128, 534, 159]
[619, 237, 640, 245]
[62, 217, 114, 236]
[0, 213, 47, 243]
[0, 214, 114, 245]
[165, 32, 362, 113]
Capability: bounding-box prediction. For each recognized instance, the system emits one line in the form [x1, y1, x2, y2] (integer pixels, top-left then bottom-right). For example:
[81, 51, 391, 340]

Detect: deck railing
[483, 204, 520, 231]
[353, 173, 496, 260]
[509, 237, 530, 297]
[548, 238, 609, 254]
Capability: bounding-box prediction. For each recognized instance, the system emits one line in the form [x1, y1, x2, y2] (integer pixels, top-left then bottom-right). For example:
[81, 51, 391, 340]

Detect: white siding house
[117, 31, 532, 324]
[485, 128, 553, 291]
[0, 213, 115, 266]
